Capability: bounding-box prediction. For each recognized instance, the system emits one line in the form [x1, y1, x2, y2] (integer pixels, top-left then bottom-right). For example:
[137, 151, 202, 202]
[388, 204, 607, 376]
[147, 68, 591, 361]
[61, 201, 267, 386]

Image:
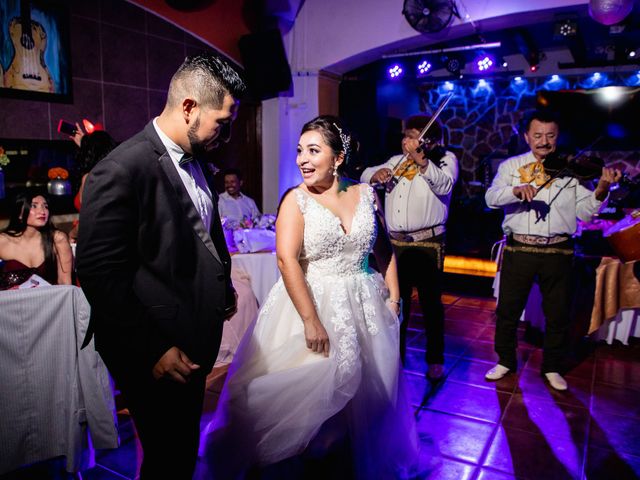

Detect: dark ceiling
[347, 3, 640, 79]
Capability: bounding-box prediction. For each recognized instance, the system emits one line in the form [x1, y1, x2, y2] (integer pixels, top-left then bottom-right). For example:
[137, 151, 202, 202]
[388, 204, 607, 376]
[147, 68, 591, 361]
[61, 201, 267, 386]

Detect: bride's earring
[333, 165, 338, 177]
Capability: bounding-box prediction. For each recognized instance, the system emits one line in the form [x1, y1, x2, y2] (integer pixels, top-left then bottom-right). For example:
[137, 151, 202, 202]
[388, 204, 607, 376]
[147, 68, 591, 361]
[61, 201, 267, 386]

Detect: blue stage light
[388, 64, 404, 79]
[476, 55, 494, 72]
[417, 60, 432, 76]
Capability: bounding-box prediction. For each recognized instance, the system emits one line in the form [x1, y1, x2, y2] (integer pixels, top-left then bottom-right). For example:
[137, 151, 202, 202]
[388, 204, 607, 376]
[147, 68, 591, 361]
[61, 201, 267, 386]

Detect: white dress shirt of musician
[218, 170, 261, 223]
[360, 120, 459, 233]
[485, 118, 622, 237]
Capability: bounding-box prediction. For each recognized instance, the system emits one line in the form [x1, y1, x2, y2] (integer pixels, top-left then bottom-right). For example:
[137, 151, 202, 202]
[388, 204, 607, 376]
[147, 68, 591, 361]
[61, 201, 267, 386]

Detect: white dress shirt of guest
[218, 171, 260, 223]
[360, 150, 458, 233]
[485, 150, 603, 237]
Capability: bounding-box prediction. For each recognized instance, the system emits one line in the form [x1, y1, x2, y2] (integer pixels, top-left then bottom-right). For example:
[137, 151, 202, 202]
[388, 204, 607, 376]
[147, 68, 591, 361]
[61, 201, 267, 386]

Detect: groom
[76, 53, 245, 479]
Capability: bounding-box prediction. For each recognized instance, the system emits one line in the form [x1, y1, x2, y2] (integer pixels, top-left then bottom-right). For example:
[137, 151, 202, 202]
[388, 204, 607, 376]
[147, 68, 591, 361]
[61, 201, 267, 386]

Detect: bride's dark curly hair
[300, 115, 359, 175]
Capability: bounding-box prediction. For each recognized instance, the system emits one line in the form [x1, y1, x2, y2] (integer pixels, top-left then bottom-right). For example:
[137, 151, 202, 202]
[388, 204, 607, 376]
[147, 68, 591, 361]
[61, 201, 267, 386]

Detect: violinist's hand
[513, 184, 537, 202]
[371, 168, 393, 184]
[594, 167, 623, 201]
[406, 139, 428, 166]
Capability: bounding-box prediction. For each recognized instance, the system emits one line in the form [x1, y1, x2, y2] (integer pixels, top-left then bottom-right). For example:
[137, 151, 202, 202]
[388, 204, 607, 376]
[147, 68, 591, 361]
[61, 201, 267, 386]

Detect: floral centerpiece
[47, 167, 71, 195]
[222, 214, 277, 253]
[47, 167, 69, 180]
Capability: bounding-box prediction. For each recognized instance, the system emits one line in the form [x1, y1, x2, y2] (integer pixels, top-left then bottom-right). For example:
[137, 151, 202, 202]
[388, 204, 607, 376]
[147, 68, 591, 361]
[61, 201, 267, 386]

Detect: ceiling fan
[402, 0, 460, 34]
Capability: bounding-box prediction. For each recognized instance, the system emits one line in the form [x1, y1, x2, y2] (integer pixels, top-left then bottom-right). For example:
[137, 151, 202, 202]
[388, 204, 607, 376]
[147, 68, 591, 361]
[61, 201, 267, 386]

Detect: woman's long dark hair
[2, 191, 58, 281]
[73, 130, 117, 191]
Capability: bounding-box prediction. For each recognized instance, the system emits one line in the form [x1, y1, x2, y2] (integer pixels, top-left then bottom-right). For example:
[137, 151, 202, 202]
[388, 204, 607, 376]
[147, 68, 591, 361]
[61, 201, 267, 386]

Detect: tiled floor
[3, 292, 640, 479]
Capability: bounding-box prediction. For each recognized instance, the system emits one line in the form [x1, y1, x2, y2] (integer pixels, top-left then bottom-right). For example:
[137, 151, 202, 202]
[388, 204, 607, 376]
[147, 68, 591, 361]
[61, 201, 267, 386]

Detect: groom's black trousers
[101, 350, 206, 480]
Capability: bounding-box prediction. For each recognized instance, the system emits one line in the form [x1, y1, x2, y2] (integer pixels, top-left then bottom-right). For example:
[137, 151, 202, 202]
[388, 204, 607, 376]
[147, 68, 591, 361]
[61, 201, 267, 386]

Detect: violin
[420, 143, 448, 168]
[531, 150, 605, 197]
[542, 150, 604, 180]
[384, 93, 453, 193]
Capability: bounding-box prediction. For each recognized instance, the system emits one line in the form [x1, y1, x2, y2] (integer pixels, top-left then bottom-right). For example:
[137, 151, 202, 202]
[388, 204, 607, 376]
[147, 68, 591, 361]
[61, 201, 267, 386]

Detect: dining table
[493, 252, 640, 345]
[231, 250, 280, 306]
[0, 285, 119, 474]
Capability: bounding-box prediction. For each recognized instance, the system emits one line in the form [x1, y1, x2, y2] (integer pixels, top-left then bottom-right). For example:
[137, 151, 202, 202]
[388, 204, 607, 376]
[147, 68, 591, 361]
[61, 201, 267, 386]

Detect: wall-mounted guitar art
[0, 0, 71, 102]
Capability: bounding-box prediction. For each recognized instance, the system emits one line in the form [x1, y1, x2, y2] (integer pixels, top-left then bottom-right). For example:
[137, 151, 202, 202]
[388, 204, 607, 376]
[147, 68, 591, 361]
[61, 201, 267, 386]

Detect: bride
[198, 116, 424, 479]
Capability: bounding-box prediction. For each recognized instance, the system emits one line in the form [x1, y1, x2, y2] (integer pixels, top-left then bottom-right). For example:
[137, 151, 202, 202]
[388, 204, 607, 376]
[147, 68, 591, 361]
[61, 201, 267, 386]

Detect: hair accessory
[332, 122, 350, 162]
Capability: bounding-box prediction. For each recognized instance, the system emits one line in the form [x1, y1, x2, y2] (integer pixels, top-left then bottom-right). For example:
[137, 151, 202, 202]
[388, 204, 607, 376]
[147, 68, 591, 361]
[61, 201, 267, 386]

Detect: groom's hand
[152, 346, 200, 383]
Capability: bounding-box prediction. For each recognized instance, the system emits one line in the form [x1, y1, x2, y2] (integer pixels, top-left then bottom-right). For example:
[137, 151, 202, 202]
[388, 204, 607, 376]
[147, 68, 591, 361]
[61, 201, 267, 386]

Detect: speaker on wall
[238, 29, 293, 100]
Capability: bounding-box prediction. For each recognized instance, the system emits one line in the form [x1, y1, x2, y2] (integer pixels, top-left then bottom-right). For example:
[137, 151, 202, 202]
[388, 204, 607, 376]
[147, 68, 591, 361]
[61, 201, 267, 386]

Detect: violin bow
[383, 92, 454, 193]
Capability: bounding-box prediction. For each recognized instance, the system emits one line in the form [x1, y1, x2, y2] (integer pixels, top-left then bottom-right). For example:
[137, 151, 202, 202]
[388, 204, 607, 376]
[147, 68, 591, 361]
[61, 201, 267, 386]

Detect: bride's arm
[275, 191, 330, 356]
[371, 192, 401, 315]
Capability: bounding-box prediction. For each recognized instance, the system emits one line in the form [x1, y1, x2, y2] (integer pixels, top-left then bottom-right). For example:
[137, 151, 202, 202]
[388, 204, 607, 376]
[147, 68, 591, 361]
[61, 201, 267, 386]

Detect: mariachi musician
[484, 109, 622, 391]
[360, 113, 459, 380]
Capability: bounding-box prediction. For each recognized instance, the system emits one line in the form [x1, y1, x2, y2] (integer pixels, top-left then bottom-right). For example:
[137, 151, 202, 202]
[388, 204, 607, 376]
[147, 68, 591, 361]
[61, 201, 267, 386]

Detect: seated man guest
[218, 168, 260, 222]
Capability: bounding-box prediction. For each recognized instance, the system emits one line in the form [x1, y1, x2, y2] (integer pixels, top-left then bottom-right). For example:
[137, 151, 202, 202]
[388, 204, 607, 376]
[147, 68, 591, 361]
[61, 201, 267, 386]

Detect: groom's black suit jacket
[76, 122, 234, 375]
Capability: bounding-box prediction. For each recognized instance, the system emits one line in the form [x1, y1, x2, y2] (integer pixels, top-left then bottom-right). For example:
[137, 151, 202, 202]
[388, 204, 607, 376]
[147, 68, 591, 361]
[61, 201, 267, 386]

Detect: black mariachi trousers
[495, 239, 574, 373]
[393, 235, 445, 365]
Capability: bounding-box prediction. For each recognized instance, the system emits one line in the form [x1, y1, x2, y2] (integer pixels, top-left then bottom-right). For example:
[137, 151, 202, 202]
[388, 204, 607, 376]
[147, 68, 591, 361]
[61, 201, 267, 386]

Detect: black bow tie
[179, 153, 194, 166]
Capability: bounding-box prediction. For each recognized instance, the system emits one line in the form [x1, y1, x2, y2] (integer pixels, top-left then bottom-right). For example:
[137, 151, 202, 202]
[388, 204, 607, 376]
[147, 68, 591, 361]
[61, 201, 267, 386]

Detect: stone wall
[419, 74, 640, 185]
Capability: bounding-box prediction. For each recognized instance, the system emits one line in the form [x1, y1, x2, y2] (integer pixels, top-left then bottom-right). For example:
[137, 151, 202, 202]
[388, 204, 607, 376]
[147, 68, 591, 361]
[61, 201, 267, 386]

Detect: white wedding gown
[198, 183, 423, 479]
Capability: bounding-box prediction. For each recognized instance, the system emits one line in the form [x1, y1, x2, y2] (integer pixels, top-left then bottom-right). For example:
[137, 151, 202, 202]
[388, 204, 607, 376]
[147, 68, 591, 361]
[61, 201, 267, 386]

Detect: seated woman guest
[0, 192, 73, 288]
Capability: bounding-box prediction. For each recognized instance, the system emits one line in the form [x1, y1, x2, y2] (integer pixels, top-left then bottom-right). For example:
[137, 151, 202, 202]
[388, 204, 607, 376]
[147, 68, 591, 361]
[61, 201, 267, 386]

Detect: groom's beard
[187, 116, 208, 159]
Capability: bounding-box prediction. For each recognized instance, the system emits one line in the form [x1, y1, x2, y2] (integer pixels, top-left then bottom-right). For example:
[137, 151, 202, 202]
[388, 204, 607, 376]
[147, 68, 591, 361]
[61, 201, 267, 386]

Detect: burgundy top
[0, 259, 55, 289]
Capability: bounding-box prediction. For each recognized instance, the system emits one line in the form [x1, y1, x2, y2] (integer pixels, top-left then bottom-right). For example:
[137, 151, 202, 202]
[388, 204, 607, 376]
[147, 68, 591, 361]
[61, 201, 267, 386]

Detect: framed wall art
[0, 0, 71, 102]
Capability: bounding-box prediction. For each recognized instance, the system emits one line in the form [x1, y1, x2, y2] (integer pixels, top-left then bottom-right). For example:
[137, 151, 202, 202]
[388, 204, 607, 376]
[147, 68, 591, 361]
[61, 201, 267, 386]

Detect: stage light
[417, 60, 432, 76]
[628, 50, 637, 59]
[514, 76, 523, 82]
[444, 55, 463, 77]
[501, 59, 508, 68]
[555, 18, 577, 37]
[472, 78, 493, 95]
[388, 64, 404, 79]
[544, 74, 566, 91]
[598, 86, 625, 104]
[525, 50, 542, 73]
[476, 55, 494, 72]
[593, 72, 601, 79]
[443, 81, 454, 91]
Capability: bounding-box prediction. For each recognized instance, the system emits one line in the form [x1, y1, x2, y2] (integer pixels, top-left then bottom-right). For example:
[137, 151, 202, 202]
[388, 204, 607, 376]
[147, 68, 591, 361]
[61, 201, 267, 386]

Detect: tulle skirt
[197, 269, 424, 479]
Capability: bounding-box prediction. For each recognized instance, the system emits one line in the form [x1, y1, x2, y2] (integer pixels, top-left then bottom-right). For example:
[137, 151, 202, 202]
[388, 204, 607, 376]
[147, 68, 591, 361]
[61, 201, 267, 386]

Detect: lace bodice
[294, 184, 377, 278]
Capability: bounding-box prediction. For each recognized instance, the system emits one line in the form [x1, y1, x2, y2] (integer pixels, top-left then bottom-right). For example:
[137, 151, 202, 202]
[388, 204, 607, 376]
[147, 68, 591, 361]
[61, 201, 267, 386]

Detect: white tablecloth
[493, 271, 640, 345]
[0, 286, 119, 474]
[592, 309, 640, 345]
[231, 251, 280, 306]
[215, 269, 259, 367]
